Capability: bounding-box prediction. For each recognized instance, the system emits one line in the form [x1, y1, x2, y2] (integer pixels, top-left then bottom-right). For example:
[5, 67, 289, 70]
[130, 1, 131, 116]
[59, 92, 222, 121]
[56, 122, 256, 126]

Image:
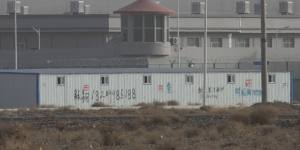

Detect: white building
[0, 69, 291, 108]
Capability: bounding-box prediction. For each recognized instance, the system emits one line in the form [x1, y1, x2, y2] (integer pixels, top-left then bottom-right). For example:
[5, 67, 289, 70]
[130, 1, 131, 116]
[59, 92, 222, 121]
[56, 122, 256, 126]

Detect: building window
[121, 15, 128, 41]
[133, 15, 143, 42]
[283, 37, 295, 48]
[268, 74, 276, 83]
[156, 15, 164, 42]
[145, 15, 155, 42]
[57, 76, 65, 86]
[267, 37, 272, 48]
[132, 15, 165, 42]
[187, 37, 201, 47]
[235, 38, 250, 48]
[254, 3, 261, 15]
[191, 2, 201, 14]
[143, 75, 152, 84]
[122, 30, 128, 42]
[236, 0, 251, 14]
[227, 74, 235, 84]
[100, 76, 109, 85]
[210, 38, 222, 47]
[279, 1, 294, 15]
[185, 75, 194, 84]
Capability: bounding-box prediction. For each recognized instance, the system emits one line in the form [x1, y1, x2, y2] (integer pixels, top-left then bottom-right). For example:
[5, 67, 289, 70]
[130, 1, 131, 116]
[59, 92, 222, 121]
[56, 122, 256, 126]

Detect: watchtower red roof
[114, 0, 175, 15]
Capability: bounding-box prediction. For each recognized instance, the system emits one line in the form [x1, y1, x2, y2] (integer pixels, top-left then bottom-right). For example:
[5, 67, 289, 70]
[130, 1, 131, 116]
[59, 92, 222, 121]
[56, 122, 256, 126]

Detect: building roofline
[0, 68, 289, 75]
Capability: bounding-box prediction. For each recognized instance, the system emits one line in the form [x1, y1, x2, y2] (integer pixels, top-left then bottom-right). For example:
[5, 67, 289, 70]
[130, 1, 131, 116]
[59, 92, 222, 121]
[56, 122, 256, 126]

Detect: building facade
[0, 0, 299, 101]
[0, 69, 291, 108]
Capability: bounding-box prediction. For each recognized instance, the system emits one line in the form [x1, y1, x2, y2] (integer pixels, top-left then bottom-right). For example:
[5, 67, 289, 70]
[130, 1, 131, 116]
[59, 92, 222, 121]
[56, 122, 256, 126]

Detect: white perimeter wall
[39, 72, 290, 108]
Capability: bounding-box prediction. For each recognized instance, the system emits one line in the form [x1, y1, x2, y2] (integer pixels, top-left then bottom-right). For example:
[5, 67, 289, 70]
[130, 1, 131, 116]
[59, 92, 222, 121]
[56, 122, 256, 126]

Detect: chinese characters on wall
[74, 87, 137, 103]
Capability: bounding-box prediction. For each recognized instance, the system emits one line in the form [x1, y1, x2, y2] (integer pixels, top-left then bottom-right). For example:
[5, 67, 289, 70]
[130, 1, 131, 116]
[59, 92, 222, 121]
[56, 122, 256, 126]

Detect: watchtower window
[156, 15, 164, 42]
[145, 15, 155, 42]
[130, 14, 165, 43]
[133, 15, 143, 42]
[121, 15, 128, 41]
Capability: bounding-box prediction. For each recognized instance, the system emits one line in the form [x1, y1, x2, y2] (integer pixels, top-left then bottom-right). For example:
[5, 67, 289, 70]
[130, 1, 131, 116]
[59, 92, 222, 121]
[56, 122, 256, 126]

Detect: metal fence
[0, 59, 300, 76]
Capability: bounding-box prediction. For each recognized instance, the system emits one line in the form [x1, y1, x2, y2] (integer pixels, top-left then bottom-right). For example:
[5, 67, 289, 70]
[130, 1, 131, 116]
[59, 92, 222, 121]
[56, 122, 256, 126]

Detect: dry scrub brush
[231, 104, 280, 125]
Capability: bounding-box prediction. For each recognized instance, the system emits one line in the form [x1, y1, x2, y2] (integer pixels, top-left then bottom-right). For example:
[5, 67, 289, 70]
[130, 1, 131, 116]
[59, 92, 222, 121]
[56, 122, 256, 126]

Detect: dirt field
[0, 103, 299, 150]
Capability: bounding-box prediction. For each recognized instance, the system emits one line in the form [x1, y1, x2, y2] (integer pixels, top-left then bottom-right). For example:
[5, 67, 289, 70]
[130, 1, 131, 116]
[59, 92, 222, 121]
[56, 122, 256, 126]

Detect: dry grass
[166, 100, 179, 106]
[249, 105, 279, 125]
[200, 105, 213, 112]
[0, 103, 299, 150]
[91, 102, 110, 107]
[0, 119, 299, 150]
[231, 104, 280, 125]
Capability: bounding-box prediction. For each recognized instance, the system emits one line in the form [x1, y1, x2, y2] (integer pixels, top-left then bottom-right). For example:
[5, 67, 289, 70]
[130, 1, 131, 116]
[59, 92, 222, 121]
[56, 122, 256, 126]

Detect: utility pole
[177, 0, 181, 68]
[14, 0, 18, 70]
[32, 26, 41, 50]
[203, 0, 208, 106]
[261, 0, 268, 103]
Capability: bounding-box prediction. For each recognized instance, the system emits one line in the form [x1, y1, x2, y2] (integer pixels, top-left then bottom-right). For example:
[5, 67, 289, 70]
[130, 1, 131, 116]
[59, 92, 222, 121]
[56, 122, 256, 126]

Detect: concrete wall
[0, 73, 38, 108]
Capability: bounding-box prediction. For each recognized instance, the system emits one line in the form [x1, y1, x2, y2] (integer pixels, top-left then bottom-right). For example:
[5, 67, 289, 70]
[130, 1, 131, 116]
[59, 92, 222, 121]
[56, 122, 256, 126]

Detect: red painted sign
[245, 79, 252, 87]
[83, 85, 90, 91]
[158, 84, 164, 92]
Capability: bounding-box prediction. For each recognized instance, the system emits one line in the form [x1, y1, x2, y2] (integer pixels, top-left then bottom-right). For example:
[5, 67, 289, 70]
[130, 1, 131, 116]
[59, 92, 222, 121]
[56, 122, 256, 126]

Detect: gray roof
[0, 14, 109, 32]
[0, 0, 300, 17]
[0, 68, 286, 74]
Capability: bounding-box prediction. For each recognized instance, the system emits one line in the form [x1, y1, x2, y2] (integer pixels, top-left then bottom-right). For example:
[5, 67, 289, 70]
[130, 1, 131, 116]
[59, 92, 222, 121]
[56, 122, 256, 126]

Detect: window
[210, 38, 222, 47]
[57, 76, 65, 86]
[156, 29, 164, 42]
[279, 1, 294, 15]
[187, 37, 201, 47]
[121, 15, 128, 28]
[121, 15, 128, 41]
[143, 75, 152, 84]
[236, 0, 251, 14]
[131, 15, 165, 42]
[283, 37, 295, 48]
[227, 74, 235, 84]
[145, 15, 154, 28]
[268, 74, 276, 83]
[185, 75, 194, 84]
[254, 3, 261, 15]
[133, 15, 143, 42]
[144, 15, 155, 42]
[267, 37, 272, 48]
[235, 38, 250, 48]
[156, 15, 164, 42]
[100, 76, 109, 85]
[145, 29, 155, 42]
[122, 29, 128, 42]
[134, 29, 143, 42]
[191, 2, 201, 14]
[134, 15, 143, 27]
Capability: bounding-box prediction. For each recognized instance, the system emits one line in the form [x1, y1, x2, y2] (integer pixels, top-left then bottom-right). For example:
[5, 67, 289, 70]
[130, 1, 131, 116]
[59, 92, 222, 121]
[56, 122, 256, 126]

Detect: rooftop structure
[114, 0, 175, 15]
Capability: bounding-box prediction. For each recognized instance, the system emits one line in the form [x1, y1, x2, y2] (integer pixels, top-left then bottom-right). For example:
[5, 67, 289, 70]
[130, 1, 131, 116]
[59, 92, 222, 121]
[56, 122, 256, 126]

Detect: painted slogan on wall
[158, 82, 173, 94]
[235, 88, 262, 97]
[234, 79, 262, 97]
[198, 87, 225, 99]
[72, 78, 263, 104]
[74, 85, 137, 103]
